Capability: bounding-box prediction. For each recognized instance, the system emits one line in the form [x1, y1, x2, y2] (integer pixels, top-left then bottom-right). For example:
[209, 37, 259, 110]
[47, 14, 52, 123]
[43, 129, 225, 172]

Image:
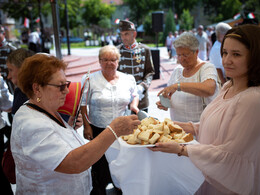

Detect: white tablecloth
[105, 139, 204, 195]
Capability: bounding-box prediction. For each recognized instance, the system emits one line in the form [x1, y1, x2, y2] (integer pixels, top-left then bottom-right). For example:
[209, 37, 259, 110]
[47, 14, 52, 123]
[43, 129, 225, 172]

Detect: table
[105, 139, 204, 195]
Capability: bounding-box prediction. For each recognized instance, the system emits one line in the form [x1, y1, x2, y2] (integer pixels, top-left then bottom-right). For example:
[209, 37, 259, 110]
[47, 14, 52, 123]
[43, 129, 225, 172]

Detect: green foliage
[143, 12, 154, 36]
[82, 0, 115, 26]
[243, 0, 260, 22]
[59, 0, 82, 29]
[160, 0, 197, 20]
[219, 0, 242, 20]
[123, 0, 161, 25]
[163, 9, 176, 44]
[98, 16, 112, 29]
[179, 9, 193, 31]
[0, 0, 50, 27]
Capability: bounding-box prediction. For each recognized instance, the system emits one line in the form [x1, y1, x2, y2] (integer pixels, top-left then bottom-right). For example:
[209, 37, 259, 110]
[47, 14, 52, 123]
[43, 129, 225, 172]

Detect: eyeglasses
[176, 51, 194, 58]
[100, 58, 118, 63]
[46, 81, 71, 92]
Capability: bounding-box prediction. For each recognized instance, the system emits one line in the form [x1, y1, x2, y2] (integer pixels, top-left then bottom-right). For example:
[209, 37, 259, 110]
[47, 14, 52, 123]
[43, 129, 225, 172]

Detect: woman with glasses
[80, 45, 139, 194]
[11, 54, 140, 194]
[157, 32, 219, 122]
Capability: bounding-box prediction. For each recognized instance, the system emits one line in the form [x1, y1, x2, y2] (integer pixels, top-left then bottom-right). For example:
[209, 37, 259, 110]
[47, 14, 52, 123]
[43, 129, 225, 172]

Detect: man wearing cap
[117, 20, 155, 112]
[0, 25, 16, 94]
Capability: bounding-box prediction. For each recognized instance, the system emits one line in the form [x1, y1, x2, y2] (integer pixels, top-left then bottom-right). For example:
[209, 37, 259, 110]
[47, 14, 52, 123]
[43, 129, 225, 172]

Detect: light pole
[28, 2, 33, 32]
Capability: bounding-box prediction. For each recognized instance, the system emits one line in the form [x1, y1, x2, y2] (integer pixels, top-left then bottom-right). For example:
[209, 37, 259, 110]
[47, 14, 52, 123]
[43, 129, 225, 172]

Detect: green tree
[123, 0, 161, 26]
[163, 9, 176, 44]
[0, 0, 50, 28]
[179, 9, 193, 31]
[98, 16, 112, 29]
[160, 0, 197, 20]
[59, 0, 82, 30]
[82, 0, 115, 26]
[202, 0, 260, 23]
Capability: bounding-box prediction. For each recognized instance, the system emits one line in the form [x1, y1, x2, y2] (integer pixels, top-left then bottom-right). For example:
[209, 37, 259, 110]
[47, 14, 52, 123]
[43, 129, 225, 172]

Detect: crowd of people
[0, 19, 260, 195]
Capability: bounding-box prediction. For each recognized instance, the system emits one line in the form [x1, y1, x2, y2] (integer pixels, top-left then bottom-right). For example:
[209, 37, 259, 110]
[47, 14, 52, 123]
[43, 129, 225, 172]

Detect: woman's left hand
[149, 141, 181, 154]
[68, 113, 83, 130]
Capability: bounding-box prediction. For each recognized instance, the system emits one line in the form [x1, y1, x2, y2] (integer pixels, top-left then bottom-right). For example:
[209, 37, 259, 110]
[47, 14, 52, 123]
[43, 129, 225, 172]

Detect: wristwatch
[177, 82, 181, 91]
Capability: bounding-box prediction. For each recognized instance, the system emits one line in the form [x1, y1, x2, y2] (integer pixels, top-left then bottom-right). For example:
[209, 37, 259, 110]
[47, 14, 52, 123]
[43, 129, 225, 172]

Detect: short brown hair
[18, 54, 67, 98]
[221, 24, 260, 87]
[7, 48, 35, 68]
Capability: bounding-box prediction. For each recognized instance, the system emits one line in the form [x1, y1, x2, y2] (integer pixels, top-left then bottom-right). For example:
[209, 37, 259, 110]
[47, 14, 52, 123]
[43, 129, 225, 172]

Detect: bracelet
[177, 144, 185, 156]
[107, 125, 118, 139]
[177, 82, 181, 91]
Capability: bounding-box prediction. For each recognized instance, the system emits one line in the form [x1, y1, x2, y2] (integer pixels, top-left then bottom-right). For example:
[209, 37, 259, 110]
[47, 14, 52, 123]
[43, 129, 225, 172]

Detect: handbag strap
[26, 103, 66, 128]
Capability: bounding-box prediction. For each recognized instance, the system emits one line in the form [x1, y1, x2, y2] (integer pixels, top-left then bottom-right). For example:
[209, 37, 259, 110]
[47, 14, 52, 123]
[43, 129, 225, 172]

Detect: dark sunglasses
[46, 81, 71, 92]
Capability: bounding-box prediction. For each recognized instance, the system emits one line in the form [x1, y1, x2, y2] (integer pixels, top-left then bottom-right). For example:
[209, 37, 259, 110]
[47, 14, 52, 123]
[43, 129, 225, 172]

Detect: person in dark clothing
[7, 48, 35, 116]
[117, 20, 155, 112]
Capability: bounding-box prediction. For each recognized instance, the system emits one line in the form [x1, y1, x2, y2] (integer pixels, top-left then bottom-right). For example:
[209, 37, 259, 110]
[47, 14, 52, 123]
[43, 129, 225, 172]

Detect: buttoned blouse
[81, 71, 137, 128]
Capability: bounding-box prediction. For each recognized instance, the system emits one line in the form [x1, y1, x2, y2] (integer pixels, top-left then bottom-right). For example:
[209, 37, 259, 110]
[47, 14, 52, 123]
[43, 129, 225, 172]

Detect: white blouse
[11, 105, 92, 195]
[81, 71, 138, 128]
[167, 62, 218, 122]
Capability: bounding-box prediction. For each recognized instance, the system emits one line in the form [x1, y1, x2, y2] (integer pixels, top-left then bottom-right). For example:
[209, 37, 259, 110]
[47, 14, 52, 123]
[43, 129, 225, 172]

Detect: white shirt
[81, 71, 138, 128]
[209, 40, 225, 77]
[167, 62, 218, 122]
[0, 76, 13, 129]
[11, 105, 92, 194]
[28, 31, 40, 44]
[195, 32, 209, 61]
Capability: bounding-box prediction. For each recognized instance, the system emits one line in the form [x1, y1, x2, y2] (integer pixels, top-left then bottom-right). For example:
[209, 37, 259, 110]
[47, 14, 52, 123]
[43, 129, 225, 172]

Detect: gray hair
[215, 22, 231, 38]
[173, 32, 199, 51]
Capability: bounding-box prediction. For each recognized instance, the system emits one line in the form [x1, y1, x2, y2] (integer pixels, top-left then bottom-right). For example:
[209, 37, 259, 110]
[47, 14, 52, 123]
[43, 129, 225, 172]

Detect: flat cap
[119, 20, 136, 32]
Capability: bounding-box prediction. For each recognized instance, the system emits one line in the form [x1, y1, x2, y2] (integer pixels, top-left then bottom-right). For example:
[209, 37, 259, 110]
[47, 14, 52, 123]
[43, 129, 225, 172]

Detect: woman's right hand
[156, 101, 168, 111]
[83, 125, 93, 140]
[109, 115, 141, 137]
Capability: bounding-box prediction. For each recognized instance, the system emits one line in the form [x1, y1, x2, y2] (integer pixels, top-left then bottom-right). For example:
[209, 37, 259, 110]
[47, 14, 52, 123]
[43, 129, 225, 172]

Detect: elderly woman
[11, 54, 140, 194]
[80, 45, 139, 194]
[151, 24, 260, 195]
[157, 32, 219, 122]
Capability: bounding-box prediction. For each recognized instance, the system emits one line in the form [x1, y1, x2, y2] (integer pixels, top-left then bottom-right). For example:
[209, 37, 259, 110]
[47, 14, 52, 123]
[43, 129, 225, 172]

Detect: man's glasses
[46, 81, 71, 92]
[100, 58, 118, 63]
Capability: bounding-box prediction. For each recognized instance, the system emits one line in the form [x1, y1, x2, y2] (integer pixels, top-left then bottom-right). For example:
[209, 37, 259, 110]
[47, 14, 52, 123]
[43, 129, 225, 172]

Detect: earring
[36, 97, 41, 102]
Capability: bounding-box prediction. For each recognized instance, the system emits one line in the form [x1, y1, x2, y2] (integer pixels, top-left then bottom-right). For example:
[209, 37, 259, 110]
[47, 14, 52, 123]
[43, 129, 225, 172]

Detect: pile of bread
[121, 117, 193, 145]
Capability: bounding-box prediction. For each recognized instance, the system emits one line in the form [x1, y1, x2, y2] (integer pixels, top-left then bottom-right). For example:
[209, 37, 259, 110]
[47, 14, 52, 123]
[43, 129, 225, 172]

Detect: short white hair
[173, 32, 199, 51]
[215, 22, 231, 38]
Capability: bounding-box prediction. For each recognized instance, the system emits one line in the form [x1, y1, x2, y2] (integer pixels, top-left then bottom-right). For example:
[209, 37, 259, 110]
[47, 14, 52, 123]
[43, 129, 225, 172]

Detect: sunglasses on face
[46, 81, 71, 92]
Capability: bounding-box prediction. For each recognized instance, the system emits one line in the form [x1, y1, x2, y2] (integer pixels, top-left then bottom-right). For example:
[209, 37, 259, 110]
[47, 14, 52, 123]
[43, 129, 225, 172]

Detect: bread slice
[138, 130, 151, 142]
[149, 133, 160, 144]
[168, 123, 183, 133]
[182, 133, 193, 142]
